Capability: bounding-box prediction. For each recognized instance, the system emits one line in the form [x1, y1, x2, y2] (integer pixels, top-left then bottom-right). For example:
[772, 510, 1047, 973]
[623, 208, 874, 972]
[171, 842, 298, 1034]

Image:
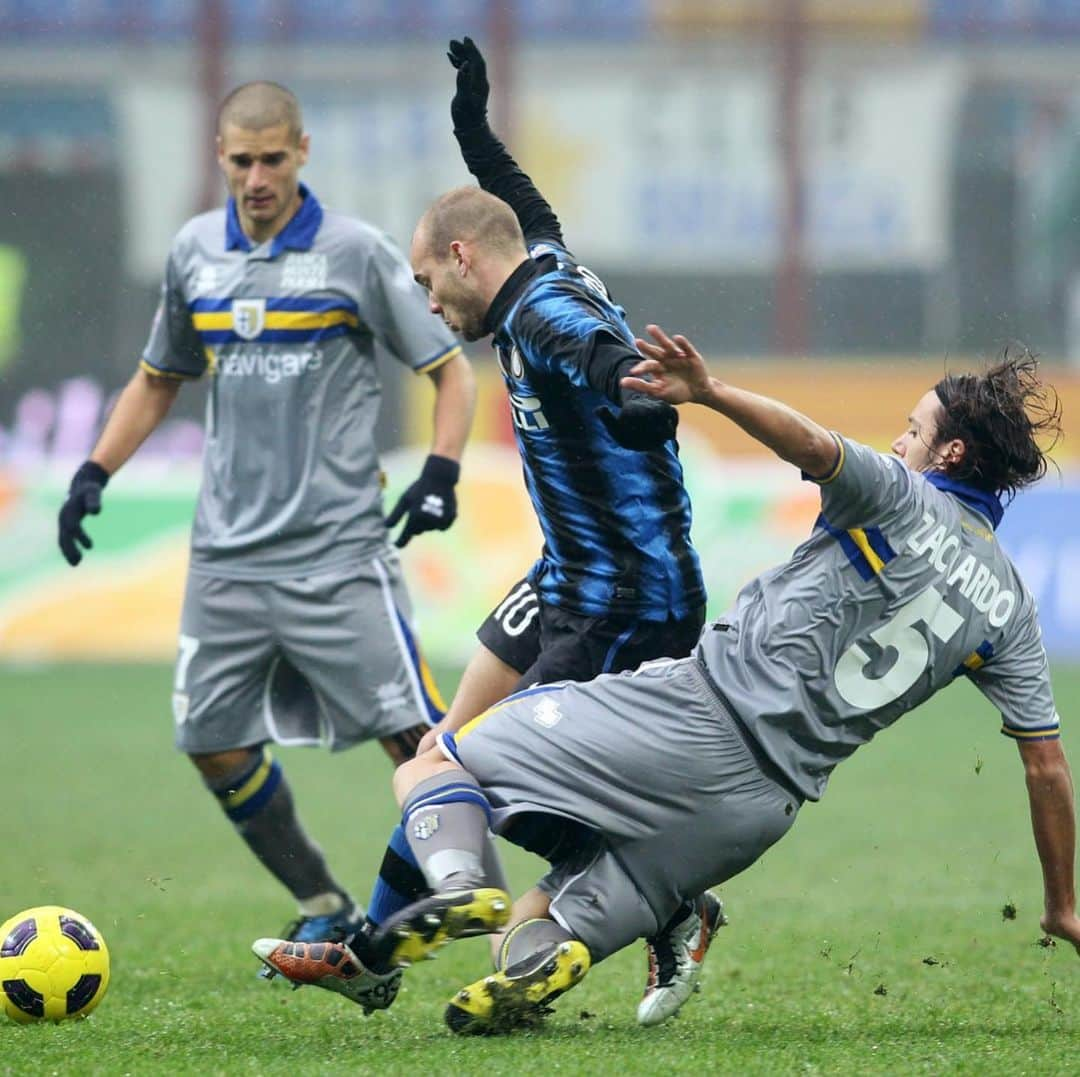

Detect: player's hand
[1041, 909, 1080, 956]
[416, 722, 445, 756]
[448, 36, 489, 129]
[58, 460, 110, 566]
[385, 454, 460, 548]
[596, 396, 679, 451]
[624, 324, 713, 406]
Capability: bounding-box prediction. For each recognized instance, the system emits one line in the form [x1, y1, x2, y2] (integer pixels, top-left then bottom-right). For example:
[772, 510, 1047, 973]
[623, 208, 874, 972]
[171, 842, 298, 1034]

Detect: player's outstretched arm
[447, 36, 565, 246]
[1018, 738, 1080, 955]
[58, 367, 181, 565]
[624, 324, 838, 477]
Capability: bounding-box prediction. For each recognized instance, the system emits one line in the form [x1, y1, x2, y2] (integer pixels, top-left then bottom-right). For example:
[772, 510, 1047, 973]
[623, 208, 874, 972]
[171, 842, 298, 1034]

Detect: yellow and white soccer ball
[0, 906, 110, 1023]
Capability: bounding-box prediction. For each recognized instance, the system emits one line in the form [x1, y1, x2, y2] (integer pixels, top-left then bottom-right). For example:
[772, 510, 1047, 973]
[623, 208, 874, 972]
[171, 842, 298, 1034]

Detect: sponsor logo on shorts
[533, 698, 562, 729]
[412, 812, 440, 840]
[376, 681, 409, 712]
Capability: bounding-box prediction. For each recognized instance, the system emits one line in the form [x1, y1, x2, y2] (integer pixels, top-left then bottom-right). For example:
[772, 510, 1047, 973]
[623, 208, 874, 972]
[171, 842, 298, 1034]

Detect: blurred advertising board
[3, 436, 1079, 667]
[4, 360, 1078, 665]
[112, 52, 961, 282]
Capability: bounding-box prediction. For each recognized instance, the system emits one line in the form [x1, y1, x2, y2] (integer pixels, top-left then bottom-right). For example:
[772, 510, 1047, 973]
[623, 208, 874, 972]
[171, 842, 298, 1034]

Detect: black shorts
[476, 576, 705, 691]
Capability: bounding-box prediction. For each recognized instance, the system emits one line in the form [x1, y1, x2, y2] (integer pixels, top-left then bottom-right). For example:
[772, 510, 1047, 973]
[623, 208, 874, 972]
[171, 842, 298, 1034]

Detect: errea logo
[533, 698, 562, 728]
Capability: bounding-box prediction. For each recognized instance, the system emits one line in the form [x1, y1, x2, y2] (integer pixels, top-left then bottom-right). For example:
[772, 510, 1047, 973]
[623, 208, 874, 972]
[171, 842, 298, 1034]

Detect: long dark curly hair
[933, 346, 1063, 501]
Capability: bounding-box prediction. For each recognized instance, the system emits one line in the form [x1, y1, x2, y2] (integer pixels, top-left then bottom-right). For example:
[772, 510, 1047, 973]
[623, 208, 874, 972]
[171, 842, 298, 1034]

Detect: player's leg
[366, 576, 541, 943]
[444, 657, 802, 1027]
[433, 643, 524, 738]
[189, 745, 360, 929]
[567, 604, 722, 1023]
[416, 574, 539, 752]
[276, 563, 516, 944]
[175, 574, 361, 944]
[253, 749, 512, 1005]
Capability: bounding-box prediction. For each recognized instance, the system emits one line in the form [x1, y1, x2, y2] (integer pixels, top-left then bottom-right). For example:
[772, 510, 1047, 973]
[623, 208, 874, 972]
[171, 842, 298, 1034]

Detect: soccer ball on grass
[0, 906, 110, 1023]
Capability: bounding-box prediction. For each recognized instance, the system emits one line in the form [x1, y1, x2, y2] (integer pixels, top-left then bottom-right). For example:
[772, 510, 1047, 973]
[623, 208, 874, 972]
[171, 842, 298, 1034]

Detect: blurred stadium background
[2, 0, 1080, 675]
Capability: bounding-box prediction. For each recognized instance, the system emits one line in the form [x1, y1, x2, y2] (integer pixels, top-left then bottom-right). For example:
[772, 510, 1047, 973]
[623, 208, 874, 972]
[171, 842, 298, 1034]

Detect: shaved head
[218, 81, 303, 143]
[417, 186, 526, 262]
[410, 187, 531, 341]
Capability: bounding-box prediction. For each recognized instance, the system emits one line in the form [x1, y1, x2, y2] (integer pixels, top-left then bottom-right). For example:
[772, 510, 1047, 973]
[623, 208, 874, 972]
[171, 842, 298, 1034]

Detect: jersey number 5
[834, 586, 963, 710]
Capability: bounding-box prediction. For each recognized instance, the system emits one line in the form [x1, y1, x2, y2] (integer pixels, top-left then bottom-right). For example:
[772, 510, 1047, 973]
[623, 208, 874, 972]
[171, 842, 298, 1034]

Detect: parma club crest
[232, 298, 266, 340]
[412, 812, 440, 840]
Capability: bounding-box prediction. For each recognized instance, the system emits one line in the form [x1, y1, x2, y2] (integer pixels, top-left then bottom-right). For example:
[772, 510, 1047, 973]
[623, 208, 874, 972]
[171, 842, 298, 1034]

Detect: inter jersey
[487, 238, 705, 621]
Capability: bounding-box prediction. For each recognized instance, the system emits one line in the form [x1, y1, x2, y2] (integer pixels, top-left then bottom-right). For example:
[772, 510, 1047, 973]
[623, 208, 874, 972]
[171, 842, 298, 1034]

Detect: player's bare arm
[626, 323, 838, 478]
[1017, 738, 1080, 954]
[89, 367, 182, 475]
[426, 350, 476, 464]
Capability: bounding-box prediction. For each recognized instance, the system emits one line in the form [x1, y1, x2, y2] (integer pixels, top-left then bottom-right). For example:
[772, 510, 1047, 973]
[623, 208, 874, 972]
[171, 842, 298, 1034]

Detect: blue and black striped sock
[365, 824, 427, 930]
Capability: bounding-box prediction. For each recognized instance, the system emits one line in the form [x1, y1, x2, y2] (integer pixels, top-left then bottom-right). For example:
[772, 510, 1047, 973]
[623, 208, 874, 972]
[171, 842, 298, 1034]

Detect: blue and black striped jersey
[486, 238, 705, 620]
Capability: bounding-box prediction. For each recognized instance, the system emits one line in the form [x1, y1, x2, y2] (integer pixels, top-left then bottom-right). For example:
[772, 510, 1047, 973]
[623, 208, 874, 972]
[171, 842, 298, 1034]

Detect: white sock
[297, 891, 348, 918]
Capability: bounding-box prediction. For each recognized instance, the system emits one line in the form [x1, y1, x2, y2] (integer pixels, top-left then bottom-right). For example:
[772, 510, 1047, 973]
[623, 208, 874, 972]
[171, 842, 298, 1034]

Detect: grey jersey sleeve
[807, 435, 916, 529]
[361, 232, 461, 375]
[969, 613, 1061, 742]
[141, 249, 208, 380]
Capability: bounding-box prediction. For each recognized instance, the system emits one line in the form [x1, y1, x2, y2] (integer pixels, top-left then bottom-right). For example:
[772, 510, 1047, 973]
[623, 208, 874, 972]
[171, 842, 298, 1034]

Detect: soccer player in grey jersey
[56, 83, 476, 947]
[255, 324, 1078, 1033]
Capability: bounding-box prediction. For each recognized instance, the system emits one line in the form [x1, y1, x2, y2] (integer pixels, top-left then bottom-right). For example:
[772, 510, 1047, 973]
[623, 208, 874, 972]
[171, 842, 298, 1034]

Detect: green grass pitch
[1, 662, 1077, 1074]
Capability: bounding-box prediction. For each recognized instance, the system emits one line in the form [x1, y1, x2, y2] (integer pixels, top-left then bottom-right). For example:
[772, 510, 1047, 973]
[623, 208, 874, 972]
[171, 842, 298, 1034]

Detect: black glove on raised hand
[596, 396, 679, 452]
[385, 454, 460, 549]
[58, 460, 110, 566]
[447, 36, 490, 129]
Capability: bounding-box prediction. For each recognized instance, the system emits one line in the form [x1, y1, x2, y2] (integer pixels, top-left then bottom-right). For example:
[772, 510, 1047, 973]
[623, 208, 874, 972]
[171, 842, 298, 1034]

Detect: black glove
[58, 460, 110, 566]
[385, 454, 460, 549]
[596, 396, 679, 451]
[447, 36, 490, 129]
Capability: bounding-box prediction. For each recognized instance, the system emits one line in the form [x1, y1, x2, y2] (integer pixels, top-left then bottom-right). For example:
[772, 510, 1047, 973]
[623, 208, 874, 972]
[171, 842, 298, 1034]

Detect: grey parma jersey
[698, 435, 1059, 801]
[141, 186, 460, 579]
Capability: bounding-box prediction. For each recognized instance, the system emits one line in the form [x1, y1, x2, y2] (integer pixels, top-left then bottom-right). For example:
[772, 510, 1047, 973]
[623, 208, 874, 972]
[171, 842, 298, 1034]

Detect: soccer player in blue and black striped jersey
[418, 37, 708, 723]
[330, 38, 713, 1026]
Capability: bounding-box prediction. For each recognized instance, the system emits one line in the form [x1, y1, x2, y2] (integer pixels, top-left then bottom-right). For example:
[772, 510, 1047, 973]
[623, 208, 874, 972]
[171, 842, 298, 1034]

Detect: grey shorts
[442, 656, 801, 961]
[172, 554, 444, 754]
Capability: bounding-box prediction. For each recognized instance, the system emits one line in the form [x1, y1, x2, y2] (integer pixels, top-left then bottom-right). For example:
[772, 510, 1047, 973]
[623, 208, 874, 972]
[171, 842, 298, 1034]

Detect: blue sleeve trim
[438, 731, 463, 764]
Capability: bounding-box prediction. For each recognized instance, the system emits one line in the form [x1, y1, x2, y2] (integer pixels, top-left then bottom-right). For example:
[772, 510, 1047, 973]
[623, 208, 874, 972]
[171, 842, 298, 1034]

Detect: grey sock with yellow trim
[203, 746, 347, 904]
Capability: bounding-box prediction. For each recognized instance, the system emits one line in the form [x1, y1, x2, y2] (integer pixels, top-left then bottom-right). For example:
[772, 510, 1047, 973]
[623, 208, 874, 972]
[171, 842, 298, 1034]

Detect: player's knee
[391, 748, 461, 806]
[189, 746, 259, 783]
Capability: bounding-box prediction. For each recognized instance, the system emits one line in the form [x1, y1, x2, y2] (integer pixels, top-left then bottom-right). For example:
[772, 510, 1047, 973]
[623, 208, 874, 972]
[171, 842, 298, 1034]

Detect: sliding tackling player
[256, 327, 1076, 1034]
